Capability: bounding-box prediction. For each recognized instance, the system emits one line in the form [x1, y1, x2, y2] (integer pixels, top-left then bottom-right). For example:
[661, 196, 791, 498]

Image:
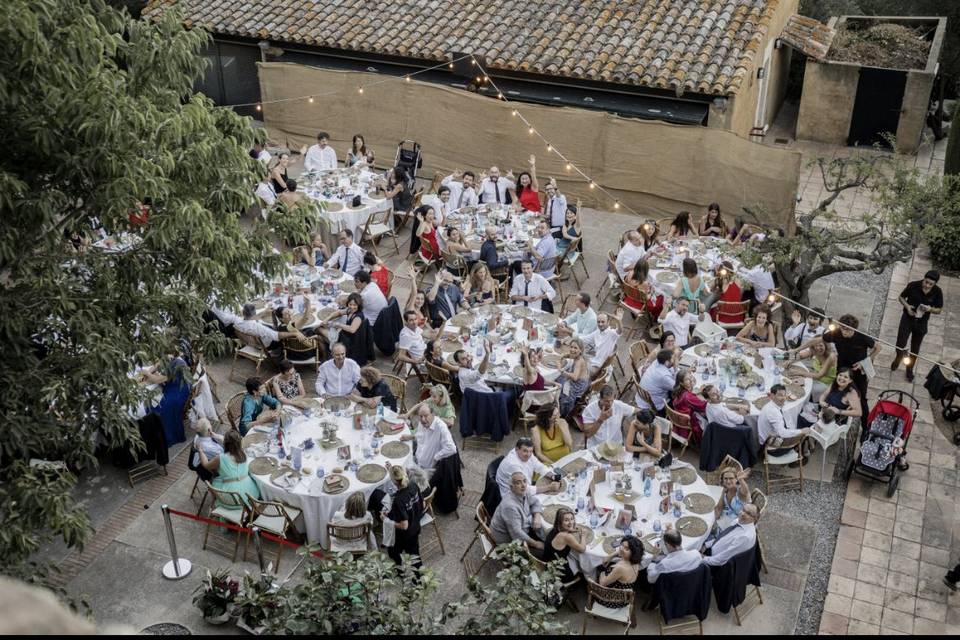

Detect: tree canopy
[0, 0, 312, 584]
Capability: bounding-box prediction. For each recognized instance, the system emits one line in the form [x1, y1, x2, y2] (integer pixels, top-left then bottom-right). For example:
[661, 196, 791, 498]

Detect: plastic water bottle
[653, 519, 662, 533]
[376, 403, 383, 422]
[589, 510, 599, 528]
[673, 503, 682, 518]
[490, 348, 497, 365]
[643, 477, 652, 497]
[475, 340, 484, 359]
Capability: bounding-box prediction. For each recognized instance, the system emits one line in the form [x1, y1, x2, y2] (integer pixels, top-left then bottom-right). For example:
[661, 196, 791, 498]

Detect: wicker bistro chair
[762, 433, 806, 494]
[246, 497, 302, 571]
[665, 405, 693, 458]
[230, 330, 270, 382]
[581, 577, 635, 635]
[203, 483, 251, 562]
[225, 391, 246, 431]
[327, 522, 375, 557]
[570, 376, 609, 427]
[516, 387, 562, 435]
[361, 208, 400, 259]
[618, 282, 654, 341]
[524, 541, 581, 612]
[441, 248, 469, 278]
[419, 486, 446, 557]
[559, 293, 581, 318]
[715, 300, 751, 334]
[703, 454, 745, 486]
[461, 502, 501, 578]
[380, 373, 409, 415]
[560, 236, 590, 288]
[426, 361, 454, 391]
[282, 333, 323, 373]
[751, 488, 770, 574]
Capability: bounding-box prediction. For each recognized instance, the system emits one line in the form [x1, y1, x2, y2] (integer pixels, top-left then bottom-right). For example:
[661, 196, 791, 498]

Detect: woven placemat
[249, 457, 277, 476]
[542, 504, 563, 525]
[541, 354, 563, 369]
[357, 463, 387, 484]
[381, 441, 410, 459]
[535, 476, 566, 495]
[723, 397, 751, 412]
[785, 382, 806, 401]
[270, 467, 300, 484]
[377, 421, 406, 437]
[670, 466, 698, 486]
[440, 337, 464, 352]
[693, 344, 713, 358]
[317, 307, 339, 322]
[561, 458, 588, 476]
[324, 202, 344, 212]
[575, 524, 595, 546]
[535, 312, 559, 325]
[655, 271, 679, 284]
[683, 493, 715, 515]
[338, 280, 356, 293]
[753, 396, 771, 411]
[449, 314, 474, 328]
[322, 474, 349, 495]
[642, 533, 663, 556]
[676, 515, 708, 538]
[324, 397, 352, 412]
[243, 432, 269, 448]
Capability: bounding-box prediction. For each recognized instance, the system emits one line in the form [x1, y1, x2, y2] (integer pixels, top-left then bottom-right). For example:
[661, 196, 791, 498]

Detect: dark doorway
[847, 67, 906, 148]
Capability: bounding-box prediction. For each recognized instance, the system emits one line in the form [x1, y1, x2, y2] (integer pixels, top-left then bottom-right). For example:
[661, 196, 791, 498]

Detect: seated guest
[736, 304, 776, 347]
[515, 155, 541, 213]
[249, 140, 271, 165]
[713, 466, 752, 528]
[191, 418, 224, 464]
[403, 271, 436, 334]
[623, 259, 663, 319]
[666, 210, 694, 239]
[462, 262, 497, 307]
[397, 309, 428, 373]
[556, 338, 590, 417]
[542, 507, 587, 583]
[556, 205, 582, 253]
[238, 376, 280, 436]
[455, 338, 493, 393]
[582, 385, 634, 448]
[615, 231, 644, 278]
[254, 179, 277, 208]
[277, 178, 306, 208]
[496, 437, 560, 497]
[270, 360, 310, 407]
[297, 232, 330, 267]
[350, 366, 398, 412]
[784, 307, 825, 350]
[647, 528, 702, 583]
[530, 220, 557, 278]
[703, 385, 751, 428]
[199, 430, 260, 506]
[268, 154, 291, 194]
[637, 349, 677, 413]
[407, 384, 456, 428]
[235, 303, 298, 352]
[490, 471, 545, 549]
[556, 292, 597, 338]
[757, 384, 811, 458]
[531, 405, 573, 464]
[638, 219, 660, 251]
[698, 203, 728, 238]
[345, 133, 374, 167]
[642, 331, 677, 371]
[441, 169, 479, 209]
[315, 343, 361, 397]
[658, 297, 702, 349]
[480, 226, 509, 272]
[442, 226, 472, 259]
[670, 370, 708, 443]
[355, 269, 387, 326]
[330, 491, 376, 552]
[706, 261, 742, 323]
[478, 166, 515, 205]
[510, 259, 556, 312]
[427, 269, 468, 326]
[625, 409, 662, 457]
[385, 166, 413, 214]
[594, 536, 644, 606]
[304, 131, 337, 172]
[580, 312, 619, 374]
[416, 207, 441, 261]
[787, 339, 837, 401]
[319, 292, 371, 365]
[324, 229, 366, 276]
[519, 347, 552, 392]
[673, 258, 710, 314]
[363, 252, 390, 296]
[544, 180, 568, 237]
[423, 340, 448, 371]
[208, 304, 241, 338]
[401, 404, 458, 474]
[701, 503, 759, 565]
[743, 262, 776, 308]
[813, 368, 861, 426]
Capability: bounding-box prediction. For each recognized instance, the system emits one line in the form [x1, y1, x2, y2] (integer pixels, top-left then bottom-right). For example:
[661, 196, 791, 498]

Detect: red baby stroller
[844, 390, 918, 498]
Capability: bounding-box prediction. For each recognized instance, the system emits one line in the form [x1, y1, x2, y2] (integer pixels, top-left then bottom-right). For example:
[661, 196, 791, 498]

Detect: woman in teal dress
[199, 430, 261, 506]
[556, 206, 582, 253]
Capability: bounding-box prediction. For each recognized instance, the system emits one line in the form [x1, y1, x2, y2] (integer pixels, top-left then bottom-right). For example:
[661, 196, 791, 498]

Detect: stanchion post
[251, 526, 268, 575]
[161, 504, 193, 580]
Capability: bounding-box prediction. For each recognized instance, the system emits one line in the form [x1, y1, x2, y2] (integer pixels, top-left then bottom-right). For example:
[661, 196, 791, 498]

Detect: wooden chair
[246, 497, 302, 571]
[664, 405, 692, 458]
[581, 578, 635, 635]
[426, 361, 454, 390]
[516, 387, 562, 435]
[629, 340, 651, 376]
[381, 373, 408, 414]
[326, 522, 374, 557]
[282, 333, 323, 373]
[202, 483, 251, 562]
[394, 188, 424, 232]
[230, 330, 269, 382]
[559, 293, 581, 318]
[762, 433, 806, 494]
[225, 391, 246, 430]
[419, 486, 446, 557]
[751, 488, 769, 574]
[595, 250, 621, 310]
[461, 502, 499, 578]
[653, 416, 673, 449]
[733, 566, 764, 625]
[618, 282, 654, 340]
[570, 376, 608, 424]
[495, 276, 511, 304]
[523, 542, 581, 612]
[715, 300, 751, 333]
[560, 236, 589, 288]
[703, 454, 745, 486]
[385, 266, 396, 298]
[441, 248, 469, 278]
[361, 208, 399, 258]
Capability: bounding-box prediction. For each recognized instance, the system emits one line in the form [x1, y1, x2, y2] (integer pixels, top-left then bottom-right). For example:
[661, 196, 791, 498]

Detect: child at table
[810, 406, 839, 438]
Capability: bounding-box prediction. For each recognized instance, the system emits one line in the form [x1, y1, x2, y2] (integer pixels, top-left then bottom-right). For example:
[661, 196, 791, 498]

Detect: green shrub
[926, 212, 960, 272]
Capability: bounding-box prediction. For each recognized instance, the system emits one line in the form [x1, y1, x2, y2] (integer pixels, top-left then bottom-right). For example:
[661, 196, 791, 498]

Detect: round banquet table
[642, 236, 737, 299]
[251, 264, 354, 332]
[246, 401, 413, 547]
[439, 305, 567, 386]
[300, 168, 392, 238]
[543, 448, 723, 577]
[442, 204, 540, 263]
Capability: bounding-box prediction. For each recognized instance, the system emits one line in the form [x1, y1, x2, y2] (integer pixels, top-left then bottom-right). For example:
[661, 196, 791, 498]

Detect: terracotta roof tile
[779, 14, 835, 61]
[145, 0, 780, 96]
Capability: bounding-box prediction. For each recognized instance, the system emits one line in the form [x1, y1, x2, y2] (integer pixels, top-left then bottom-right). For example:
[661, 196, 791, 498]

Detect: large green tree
[0, 0, 312, 586]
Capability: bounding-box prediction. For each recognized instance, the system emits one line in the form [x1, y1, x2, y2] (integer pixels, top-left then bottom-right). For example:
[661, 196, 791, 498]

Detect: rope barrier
[165, 507, 325, 557]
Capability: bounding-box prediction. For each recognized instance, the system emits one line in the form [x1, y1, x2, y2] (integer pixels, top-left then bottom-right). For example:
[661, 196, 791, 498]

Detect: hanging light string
[234, 54, 475, 109]
[468, 55, 633, 214]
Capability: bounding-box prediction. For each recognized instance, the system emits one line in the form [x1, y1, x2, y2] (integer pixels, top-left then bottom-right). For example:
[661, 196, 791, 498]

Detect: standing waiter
[891, 270, 943, 382]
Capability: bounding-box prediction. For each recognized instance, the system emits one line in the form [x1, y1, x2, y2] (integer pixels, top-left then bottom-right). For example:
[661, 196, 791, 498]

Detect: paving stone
[890, 537, 921, 559]
[853, 580, 885, 606]
[859, 546, 890, 569]
[842, 506, 868, 528]
[893, 521, 923, 543]
[857, 562, 888, 587]
[882, 605, 915, 633]
[847, 619, 880, 635]
[866, 513, 896, 533]
[838, 524, 865, 545]
[867, 499, 897, 520]
[913, 618, 948, 634]
[850, 599, 884, 625]
[828, 574, 857, 598]
[819, 611, 849, 634]
[845, 489, 871, 512]
[837, 538, 863, 561]
[928, 483, 954, 501]
[824, 592, 853, 617]
[921, 545, 951, 568]
[861, 530, 892, 553]
[888, 554, 920, 577]
[921, 516, 953, 549]
[915, 597, 947, 622]
[884, 570, 918, 594]
[833, 556, 860, 581]
[883, 589, 916, 615]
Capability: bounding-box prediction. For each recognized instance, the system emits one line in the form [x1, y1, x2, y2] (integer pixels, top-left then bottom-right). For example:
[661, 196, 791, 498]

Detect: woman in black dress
[541, 507, 586, 583]
[321, 293, 373, 366]
[350, 366, 398, 411]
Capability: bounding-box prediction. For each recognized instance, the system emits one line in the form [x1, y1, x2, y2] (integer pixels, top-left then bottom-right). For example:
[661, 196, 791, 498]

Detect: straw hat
[596, 441, 624, 461]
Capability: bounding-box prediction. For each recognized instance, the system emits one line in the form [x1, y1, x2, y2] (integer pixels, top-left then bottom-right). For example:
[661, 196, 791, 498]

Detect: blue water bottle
[643, 477, 652, 497]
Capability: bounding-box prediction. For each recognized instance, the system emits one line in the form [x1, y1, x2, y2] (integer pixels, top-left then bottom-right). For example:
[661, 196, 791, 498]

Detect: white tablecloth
[249, 405, 412, 546]
[254, 265, 353, 332]
[545, 449, 722, 576]
[301, 168, 392, 238]
[644, 236, 736, 299]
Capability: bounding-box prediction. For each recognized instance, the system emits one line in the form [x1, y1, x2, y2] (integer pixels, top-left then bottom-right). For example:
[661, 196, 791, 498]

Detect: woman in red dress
[670, 370, 708, 443]
[515, 155, 541, 213]
[708, 260, 743, 324]
[416, 207, 441, 261]
[363, 252, 389, 296]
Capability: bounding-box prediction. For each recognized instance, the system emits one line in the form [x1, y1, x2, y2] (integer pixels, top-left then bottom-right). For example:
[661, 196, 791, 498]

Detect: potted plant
[234, 572, 281, 635]
[193, 569, 240, 624]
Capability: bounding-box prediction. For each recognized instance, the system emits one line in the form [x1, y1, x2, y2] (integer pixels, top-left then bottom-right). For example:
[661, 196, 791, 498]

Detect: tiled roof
[145, 0, 781, 96]
[780, 14, 835, 61]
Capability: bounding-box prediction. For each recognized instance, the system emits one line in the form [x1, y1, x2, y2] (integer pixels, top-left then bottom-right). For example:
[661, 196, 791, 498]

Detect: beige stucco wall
[896, 70, 936, 153]
[796, 60, 859, 145]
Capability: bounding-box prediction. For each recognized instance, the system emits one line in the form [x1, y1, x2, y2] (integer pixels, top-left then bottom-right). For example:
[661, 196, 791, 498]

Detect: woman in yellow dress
[531, 404, 573, 464]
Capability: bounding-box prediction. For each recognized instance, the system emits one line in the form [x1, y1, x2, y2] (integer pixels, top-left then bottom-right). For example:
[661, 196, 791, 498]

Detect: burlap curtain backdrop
[258, 62, 800, 230]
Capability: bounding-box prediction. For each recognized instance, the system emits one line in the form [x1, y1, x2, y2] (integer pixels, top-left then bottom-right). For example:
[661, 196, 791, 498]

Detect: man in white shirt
[582, 385, 634, 448]
[783, 307, 825, 350]
[701, 504, 759, 566]
[355, 270, 387, 326]
[478, 166, 515, 204]
[659, 297, 702, 348]
[615, 231, 645, 278]
[637, 349, 676, 413]
[495, 437, 559, 497]
[423, 185, 453, 226]
[455, 338, 493, 393]
[441, 170, 479, 209]
[400, 404, 457, 474]
[544, 181, 568, 236]
[191, 418, 224, 464]
[704, 386, 753, 428]
[744, 263, 776, 306]
[510, 260, 556, 312]
[234, 303, 297, 350]
[581, 313, 620, 373]
[648, 529, 703, 583]
[530, 220, 558, 278]
[757, 384, 809, 456]
[556, 292, 598, 338]
[254, 180, 277, 208]
[397, 310, 428, 370]
[325, 229, 365, 276]
[250, 141, 271, 165]
[315, 343, 361, 396]
[304, 131, 338, 172]
[210, 305, 242, 330]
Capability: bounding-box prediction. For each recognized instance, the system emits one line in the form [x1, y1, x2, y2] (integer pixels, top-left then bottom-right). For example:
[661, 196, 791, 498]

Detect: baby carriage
[394, 140, 422, 183]
[845, 390, 918, 497]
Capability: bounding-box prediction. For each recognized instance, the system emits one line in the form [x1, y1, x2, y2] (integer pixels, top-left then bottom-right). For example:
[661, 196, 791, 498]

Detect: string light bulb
[471, 59, 476, 65]
[547, 144, 553, 152]
[498, 92, 504, 99]
[902, 356, 912, 366]
[528, 127, 535, 135]
[614, 201, 621, 210]
[719, 268, 727, 276]
[512, 110, 518, 116]
[483, 76, 489, 82]
[255, 104, 262, 112]
[767, 293, 777, 304]
[308, 96, 314, 103]
[566, 163, 572, 171]
[643, 224, 652, 233]
[828, 323, 837, 332]
[589, 181, 596, 190]
[405, 75, 411, 82]
[475, 76, 482, 83]
[449, 63, 454, 69]
[358, 87, 364, 94]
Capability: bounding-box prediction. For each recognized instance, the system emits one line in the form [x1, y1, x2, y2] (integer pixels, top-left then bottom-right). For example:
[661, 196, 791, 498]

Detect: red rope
[166, 507, 324, 557]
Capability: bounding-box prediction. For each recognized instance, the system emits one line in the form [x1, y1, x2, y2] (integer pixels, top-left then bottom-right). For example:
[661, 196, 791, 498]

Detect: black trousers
[849, 368, 870, 440]
[388, 532, 422, 570]
[894, 314, 927, 372]
[947, 562, 960, 583]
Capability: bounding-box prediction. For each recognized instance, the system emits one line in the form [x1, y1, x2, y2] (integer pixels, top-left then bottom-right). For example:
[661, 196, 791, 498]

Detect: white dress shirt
[757, 400, 796, 446]
[360, 282, 387, 326]
[234, 319, 279, 349]
[581, 327, 620, 370]
[563, 307, 598, 336]
[441, 175, 479, 209]
[254, 181, 277, 207]
[458, 366, 493, 393]
[495, 448, 551, 497]
[421, 194, 451, 226]
[616, 242, 644, 278]
[784, 322, 824, 349]
[325, 242, 366, 276]
[414, 416, 458, 471]
[255, 150, 271, 165]
[533, 234, 558, 278]
[660, 310, 698, 348]
[637, 362, 675, 411]
[398, 326, 426, 360]
[304, 144, 338, 172]
[211, 306, 242, 327]
[702, 522, 757, 566]
[315, 358, 361, 396]
[744, 265, 775, 303]
[510, 273, 556, 312]
[647, 548, 703, 583]
[705, 402, 746, 428]
[479, 176, 514, 204]
[545, 193, 568, 229]
[582, 399, 634, 448]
